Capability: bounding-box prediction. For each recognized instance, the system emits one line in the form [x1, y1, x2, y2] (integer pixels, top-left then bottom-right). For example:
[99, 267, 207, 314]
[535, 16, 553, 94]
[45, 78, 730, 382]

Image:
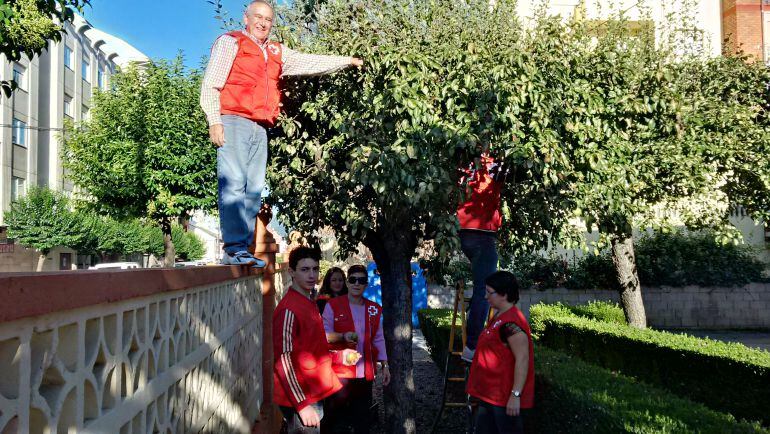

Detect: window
[64, 45, 73, 70]
[11, 118, 26, 147]
[12, 64, 26, 91]
[64, 96, 73, 117]
[97, 67, 104, 89]
[11, 177, 25, 201]
[82, 105, 89, 120]
[82, 57, 90, 82]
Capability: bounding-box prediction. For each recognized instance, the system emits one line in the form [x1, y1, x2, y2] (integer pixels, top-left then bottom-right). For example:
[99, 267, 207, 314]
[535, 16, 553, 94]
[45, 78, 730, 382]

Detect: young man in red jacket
[201, 0, 363, 266]
[273, 246, 360, 433]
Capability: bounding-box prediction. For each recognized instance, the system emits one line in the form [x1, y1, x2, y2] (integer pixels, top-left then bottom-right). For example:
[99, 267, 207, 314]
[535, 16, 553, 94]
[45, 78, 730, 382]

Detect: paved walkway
[364, 330, 466, 433]
[675, 330, 770, 352]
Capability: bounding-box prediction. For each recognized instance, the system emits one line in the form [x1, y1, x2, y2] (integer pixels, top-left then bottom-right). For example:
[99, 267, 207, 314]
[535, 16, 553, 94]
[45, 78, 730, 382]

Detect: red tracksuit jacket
[273, 288, 343, 410]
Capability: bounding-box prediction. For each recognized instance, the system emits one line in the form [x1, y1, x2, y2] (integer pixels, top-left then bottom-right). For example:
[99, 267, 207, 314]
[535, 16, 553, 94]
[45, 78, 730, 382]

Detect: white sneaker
[461, 346, 475, 363]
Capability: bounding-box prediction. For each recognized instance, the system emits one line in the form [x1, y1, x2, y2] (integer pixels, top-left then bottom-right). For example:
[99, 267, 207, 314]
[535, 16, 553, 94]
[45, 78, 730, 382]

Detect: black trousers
[280, 401, 324, 434]
[321, 378, 374, 434]
[473, 401, 530, 434]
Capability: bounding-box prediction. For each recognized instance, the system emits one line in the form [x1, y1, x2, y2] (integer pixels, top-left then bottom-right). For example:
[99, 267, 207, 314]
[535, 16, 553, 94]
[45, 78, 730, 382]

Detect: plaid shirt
[200, 30, 353, 126]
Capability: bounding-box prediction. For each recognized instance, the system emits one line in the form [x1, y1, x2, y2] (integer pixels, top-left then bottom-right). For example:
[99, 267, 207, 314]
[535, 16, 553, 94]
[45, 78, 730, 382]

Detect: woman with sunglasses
[317, 267, 348, 314]
[466, 271, 534, 434]
[321, 264, 390, 433]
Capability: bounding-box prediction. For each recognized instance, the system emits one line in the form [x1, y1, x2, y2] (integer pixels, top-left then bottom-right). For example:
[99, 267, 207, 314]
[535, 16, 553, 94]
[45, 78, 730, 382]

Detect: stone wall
[427, 283, 770, 329]
[0, 267, 264, 434]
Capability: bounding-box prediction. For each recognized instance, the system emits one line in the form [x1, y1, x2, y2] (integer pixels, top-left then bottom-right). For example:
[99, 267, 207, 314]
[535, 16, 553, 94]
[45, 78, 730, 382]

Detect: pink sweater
[323, 302, 388, 378]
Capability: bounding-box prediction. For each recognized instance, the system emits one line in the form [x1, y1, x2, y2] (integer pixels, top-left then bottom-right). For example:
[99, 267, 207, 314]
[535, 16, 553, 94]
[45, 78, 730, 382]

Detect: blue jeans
[217, 115, 268, 255]
[460, 230, 498, 350]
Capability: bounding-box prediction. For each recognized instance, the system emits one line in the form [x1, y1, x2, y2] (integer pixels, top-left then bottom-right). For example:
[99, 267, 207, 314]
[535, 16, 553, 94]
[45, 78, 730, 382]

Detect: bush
[564, 253, 618, 290]
[416, 308, 460, 370]
[531, 303, 770, 425]
[417, 307, 766, 433]
[634, 230, 766, 287]
[535, 347, 768, 433]
[501, 252, 570, 290]
[504, 231, 767, 291]
[567, 300, 626, 325]
[171, 225, 206, 261]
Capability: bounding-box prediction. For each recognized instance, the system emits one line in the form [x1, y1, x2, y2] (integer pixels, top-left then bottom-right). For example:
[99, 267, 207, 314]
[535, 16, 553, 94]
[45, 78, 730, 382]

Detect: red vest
[457, 155, 503, 232]
[327, 296, 382, 381]
[466, 306, 535, 408]
[219, 31, 283, 127]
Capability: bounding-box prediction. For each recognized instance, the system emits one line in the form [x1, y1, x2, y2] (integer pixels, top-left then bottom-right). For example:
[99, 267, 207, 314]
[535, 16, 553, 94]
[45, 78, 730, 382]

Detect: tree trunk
[610, 233, 647, 329]
[36, 252, 47, 272]
[161, 218, 175, 268]
[366, 228, 417, 434]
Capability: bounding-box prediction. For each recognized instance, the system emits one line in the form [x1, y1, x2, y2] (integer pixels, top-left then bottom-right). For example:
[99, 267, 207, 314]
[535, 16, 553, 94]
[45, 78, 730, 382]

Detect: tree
[77, 215, 149, 262]
[676, 54, 770, 233]
[1, 0, 89, 95]
[266, 0, 571, 430]
[172, 224, 206, 261]
[3, 187, 85, 271]
[64, 57, 217, 267]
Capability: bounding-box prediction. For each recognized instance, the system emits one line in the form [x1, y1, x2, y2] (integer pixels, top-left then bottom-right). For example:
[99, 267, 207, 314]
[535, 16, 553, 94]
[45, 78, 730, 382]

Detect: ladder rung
[448, 377, 465, 382]
[444, 402, 468, 407]
[450, 351, 463, 356]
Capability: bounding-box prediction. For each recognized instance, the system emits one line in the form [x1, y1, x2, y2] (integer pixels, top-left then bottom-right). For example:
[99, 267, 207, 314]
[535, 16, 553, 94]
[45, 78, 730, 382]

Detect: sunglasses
[347, 276, 368, 285]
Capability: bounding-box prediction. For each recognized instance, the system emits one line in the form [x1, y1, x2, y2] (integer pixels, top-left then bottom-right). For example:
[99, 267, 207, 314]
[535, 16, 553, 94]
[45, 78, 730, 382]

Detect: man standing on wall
[201, 0, 363, 266]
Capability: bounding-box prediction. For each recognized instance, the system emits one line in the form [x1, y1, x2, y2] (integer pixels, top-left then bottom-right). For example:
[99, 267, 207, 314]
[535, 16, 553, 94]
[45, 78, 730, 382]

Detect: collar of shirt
[240, 30, 271, 61]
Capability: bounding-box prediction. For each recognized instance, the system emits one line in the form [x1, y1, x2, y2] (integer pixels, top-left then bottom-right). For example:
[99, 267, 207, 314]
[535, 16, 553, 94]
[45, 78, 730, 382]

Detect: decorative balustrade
[0, 268, 264, 434]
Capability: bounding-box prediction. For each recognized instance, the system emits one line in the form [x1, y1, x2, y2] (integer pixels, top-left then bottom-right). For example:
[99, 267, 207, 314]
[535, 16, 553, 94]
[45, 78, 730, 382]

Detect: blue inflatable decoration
[363, 261, 427, 328]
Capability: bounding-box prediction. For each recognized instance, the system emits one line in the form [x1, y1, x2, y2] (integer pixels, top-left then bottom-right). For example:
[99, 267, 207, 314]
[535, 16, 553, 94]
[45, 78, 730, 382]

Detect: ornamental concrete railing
[0, 268, 265, 434]
[0, 211, 286, 434]
[427, 283, 770, 329]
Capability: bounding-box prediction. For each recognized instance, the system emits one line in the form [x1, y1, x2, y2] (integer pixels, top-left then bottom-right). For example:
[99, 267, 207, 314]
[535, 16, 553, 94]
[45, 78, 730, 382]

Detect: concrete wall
[428, 283, 770, 329]
[0, 245, 79, 272]
[0, 267, 264, 434]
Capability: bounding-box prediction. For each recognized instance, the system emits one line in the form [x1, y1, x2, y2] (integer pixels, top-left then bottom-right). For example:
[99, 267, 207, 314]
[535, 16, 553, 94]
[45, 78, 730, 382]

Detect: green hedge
[531, 303, 770, 425]
[417, 308, 459, 371]
[417, 308, 766, 433]
[536, 347, 767, 433]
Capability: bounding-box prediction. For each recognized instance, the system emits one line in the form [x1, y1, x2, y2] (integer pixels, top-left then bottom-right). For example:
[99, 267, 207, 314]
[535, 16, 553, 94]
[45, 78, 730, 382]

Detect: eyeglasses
[347, 276, 368, 285]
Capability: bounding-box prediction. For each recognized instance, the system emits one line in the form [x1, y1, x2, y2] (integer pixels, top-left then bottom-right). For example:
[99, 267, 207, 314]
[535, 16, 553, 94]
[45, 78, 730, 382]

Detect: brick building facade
[722, 0, 770, 61]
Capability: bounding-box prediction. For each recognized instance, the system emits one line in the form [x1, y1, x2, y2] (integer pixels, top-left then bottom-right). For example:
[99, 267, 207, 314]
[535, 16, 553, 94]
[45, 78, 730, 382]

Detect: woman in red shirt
[466, 271, 535, 434]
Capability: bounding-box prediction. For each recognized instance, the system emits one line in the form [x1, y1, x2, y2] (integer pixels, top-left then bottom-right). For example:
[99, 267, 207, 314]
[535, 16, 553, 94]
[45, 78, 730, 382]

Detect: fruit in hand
[345, 351, 359, 365]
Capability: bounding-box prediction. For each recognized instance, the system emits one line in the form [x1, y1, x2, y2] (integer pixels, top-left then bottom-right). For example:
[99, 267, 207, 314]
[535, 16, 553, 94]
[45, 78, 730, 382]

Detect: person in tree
[317, 267, 348, 314]
[273, 246, 361, 433]
[458, 155, 507, 362]
[322, 264, 390, 433]
[200, 0, 363, 266]
[467, 271, 535, 434]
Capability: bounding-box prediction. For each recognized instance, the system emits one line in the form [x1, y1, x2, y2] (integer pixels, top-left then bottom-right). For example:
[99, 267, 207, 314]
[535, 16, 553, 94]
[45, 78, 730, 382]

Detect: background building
[722, 0, 770, 61]
[0, 14, 148, 271]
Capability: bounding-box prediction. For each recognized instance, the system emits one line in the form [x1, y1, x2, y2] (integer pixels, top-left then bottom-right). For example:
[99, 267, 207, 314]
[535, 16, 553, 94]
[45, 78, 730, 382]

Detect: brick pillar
[253, 205, 282, 434]
[722, 0, 766, 61]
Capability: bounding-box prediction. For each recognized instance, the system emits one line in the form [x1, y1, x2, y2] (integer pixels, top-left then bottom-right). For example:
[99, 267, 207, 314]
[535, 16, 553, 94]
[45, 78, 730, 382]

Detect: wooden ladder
[430, 280, 473, 434]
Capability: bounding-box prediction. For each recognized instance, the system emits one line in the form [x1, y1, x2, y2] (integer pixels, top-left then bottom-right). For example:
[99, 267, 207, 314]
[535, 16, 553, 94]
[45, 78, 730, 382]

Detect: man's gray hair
[246, 0, 273, 13]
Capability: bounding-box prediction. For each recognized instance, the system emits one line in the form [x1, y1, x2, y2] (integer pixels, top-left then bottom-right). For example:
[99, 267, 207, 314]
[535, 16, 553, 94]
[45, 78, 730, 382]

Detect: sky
[83, 0, 253, 69]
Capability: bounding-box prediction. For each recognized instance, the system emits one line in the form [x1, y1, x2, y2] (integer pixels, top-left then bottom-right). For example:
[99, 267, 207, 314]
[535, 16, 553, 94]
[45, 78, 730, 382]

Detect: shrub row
[417, 308, 458, 371]
[535, 347, 767, 433]
[417, 308, 767, 433]
[531, 302, 770, 425]
[496, 230, 767, 290]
